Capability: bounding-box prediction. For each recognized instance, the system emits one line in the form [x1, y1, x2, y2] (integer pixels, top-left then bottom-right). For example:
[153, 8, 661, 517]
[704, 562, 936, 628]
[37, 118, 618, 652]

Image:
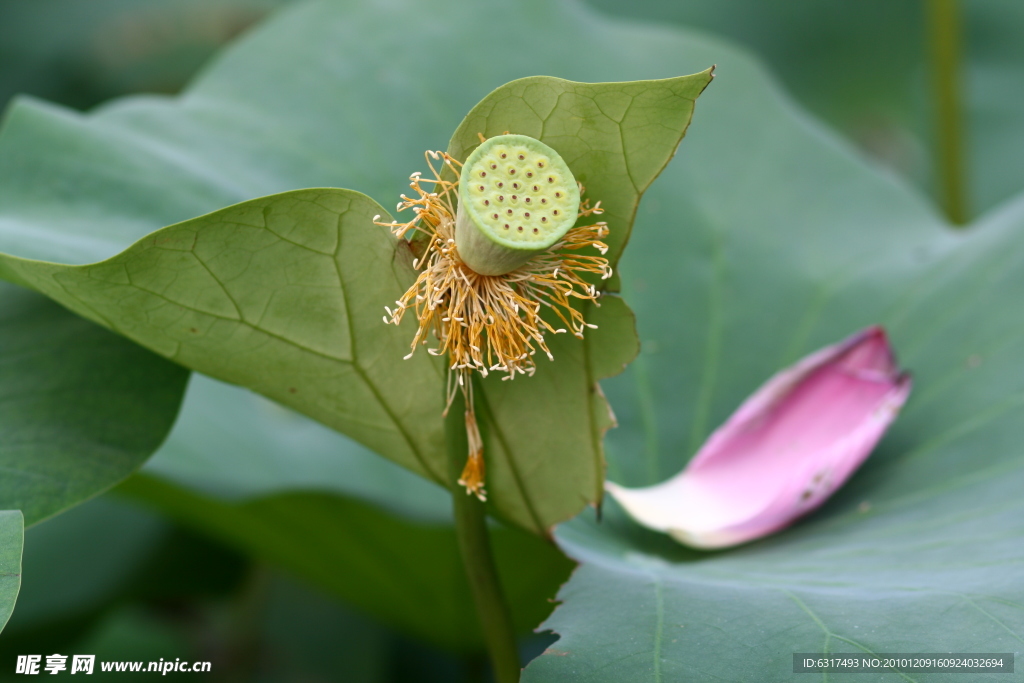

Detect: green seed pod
[455, 134, 580, 276]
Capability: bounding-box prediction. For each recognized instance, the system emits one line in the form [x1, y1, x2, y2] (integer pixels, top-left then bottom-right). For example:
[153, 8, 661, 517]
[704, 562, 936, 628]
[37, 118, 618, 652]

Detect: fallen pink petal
[606, 326, 912, 549]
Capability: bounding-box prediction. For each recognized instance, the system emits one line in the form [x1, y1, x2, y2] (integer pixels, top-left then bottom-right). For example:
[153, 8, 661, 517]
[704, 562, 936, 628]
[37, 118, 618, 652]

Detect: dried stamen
[377, 146, 611, 498]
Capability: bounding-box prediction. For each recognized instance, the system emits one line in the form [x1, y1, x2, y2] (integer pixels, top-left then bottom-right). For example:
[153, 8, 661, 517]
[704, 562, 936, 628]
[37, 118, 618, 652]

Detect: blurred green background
[1, 0, 1021, 679]
[6, 0, 1023, 220]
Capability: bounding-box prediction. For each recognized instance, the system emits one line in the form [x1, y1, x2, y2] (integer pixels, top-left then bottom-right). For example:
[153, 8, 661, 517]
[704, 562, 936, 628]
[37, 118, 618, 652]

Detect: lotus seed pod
[455, 134, 581, 275]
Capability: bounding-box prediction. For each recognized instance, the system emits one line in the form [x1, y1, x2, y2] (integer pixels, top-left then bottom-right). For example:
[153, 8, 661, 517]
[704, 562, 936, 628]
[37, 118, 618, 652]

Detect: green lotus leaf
[0, 510, 23, 633]
[522, 18, 1024, 682]
[0, 0, 711, 532]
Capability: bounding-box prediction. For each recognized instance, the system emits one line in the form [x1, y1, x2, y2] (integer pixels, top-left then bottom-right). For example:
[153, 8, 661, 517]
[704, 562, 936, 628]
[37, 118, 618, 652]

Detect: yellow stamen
[458, 408, 487, 501]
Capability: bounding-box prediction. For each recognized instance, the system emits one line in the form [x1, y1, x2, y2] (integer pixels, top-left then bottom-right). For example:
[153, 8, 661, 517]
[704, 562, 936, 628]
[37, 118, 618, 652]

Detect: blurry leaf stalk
[928, 0, 968, 224]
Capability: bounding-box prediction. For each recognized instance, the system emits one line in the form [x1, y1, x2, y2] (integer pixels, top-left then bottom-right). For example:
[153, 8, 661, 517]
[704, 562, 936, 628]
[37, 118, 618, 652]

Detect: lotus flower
[606, 326, 911, 549]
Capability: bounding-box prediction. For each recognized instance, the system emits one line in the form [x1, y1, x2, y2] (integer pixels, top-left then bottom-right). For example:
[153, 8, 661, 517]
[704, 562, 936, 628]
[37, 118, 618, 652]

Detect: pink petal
[606, 326, 912, 549]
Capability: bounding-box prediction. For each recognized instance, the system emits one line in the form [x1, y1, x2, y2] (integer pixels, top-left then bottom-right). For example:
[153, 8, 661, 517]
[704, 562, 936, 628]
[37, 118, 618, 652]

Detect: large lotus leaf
[586, 0, 1024, 219]
[0, 237, 185, 640]
[0, 281, 187, 525]
[0, 510, 23, 633]
[0, 0, 291, 113]
[0, 0, 712, 533]
[121, 373, 573, 653]
[521, 21, 1024, 683]
[583, 0, 928, 181]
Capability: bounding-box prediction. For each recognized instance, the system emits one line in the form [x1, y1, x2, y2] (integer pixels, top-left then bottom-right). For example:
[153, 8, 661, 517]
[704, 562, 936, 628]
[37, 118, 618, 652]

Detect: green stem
[224, 563, 272, 683]
[928, 0, 968, 224]
[446, 384, 521, 683]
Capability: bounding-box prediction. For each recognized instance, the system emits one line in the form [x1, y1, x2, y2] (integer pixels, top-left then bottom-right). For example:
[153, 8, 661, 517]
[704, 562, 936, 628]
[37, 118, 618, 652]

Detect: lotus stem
[445, 382, 520, 683]
[928, 0, 968, 225]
